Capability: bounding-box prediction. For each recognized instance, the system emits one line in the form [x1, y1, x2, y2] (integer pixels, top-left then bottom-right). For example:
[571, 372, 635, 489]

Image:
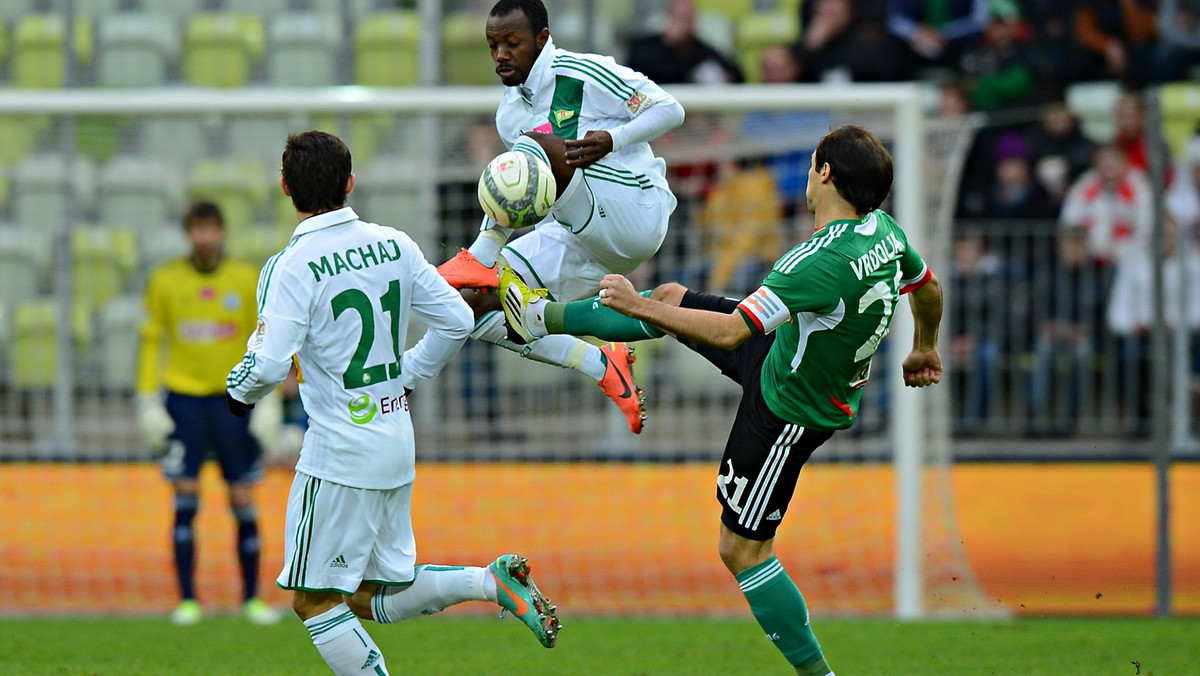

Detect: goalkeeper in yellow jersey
[136, 201, 282, 626]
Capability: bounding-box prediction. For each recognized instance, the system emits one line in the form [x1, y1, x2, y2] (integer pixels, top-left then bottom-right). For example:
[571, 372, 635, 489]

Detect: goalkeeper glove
[136, 393, 175, 451]
[226, 391, 255, 418]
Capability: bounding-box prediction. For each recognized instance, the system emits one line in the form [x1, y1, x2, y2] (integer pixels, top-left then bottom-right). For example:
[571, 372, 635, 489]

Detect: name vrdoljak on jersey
[849, 232, 903, 281]
[307, 239, 402, 282]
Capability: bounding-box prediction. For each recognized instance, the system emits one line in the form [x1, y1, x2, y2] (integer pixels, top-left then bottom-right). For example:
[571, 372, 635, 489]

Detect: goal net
[0, 85, 997, 619]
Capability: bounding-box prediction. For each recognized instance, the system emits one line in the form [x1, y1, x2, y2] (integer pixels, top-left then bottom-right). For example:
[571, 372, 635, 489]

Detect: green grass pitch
[3, 615, 1197, 675]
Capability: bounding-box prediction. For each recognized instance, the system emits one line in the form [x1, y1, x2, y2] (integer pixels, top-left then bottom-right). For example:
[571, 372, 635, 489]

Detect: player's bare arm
[563, 130, 614, 168]
[902, 272, 943, 388]
[598, 274, 752, 350]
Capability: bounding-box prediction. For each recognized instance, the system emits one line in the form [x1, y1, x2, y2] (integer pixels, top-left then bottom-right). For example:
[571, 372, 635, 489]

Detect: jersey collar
[293, 206, 359, 237]
[516, 36, 556, 104]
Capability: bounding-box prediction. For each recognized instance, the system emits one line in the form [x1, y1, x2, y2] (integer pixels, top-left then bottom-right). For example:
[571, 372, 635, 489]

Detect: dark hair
[281, 130, 352, 214]
[814, 125, 893, 215]
[182, 200, 224, 229]
[489, 0, 549, 34]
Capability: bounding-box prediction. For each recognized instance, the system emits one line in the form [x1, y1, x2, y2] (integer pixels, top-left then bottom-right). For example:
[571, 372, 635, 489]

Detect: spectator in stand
[742, 46, 832, 219]
[985, 132, 1059, 220]
[1028, 226, 1108, 436]
[1156, 0, 1200, 82]
[626, 0, 744, 85]
[887, 0, 988, 71]
[948, 232, 1006, 435]
[1106, 214, 1200, 436]
[1167, 134, 1200, 247]
[791, 0, 911, 83]
[694, 158, 783, 296]
[1069, 0, 1157, 88]
[1059, 144, 1153, 266]
[1028, 95, 1098, 209]
[1112, 91, 1170, 175]
[1023, 0, 1079, 87]
[956, 0, 1037, 111]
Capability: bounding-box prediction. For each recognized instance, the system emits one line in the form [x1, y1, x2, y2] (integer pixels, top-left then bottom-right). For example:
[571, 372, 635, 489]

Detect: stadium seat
[353, 11, 419, 86]
[12, 14, 94, 88]
[306, 0, 374, 20]
[95, 294, 143, 392]
[0, 226, 44, 316]
[551, 9, 618, 57]
[1159, 82, 1200, 157]
[352, 152, 423, 235]
[0, 115, 49, 167]
[692, 0, 755, 21]
[97, 155, 185, 233]
[226, 223, 291, 266]
[69, 226, 138, 315]
[187, 158, 270, 234]
[1065, 81, 1121, 144]
[74, 0, 122, 17]
[138, 227, 190, 270]
[139, 116, 212, 166]
[736, 11, 799, 83]
[0, 1, 35, 22]
[234, 0, 291, 14]
[150, 0, 206, 18]
[443, 11, 494, 86]
[694, 11, 737, 61]
[267, 12, 343, 87]
[182, 13, 265, 87]
[75, 116, 136, 165]
[227, 113, 310, 166]
[97, 13, 178, 87]
[11, 154, 97, 231]
[10, 298, 92, 390]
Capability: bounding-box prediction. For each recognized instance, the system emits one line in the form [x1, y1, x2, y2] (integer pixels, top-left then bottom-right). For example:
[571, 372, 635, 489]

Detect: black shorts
[679, 289, 835, 541]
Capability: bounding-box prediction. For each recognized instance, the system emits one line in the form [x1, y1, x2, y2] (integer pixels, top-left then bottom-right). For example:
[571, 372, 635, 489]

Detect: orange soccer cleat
[437, 248, 500, 290]
[597, 342, 646, 434]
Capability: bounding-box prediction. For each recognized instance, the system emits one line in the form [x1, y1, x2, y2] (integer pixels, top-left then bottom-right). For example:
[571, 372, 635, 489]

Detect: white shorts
[276, 472, 416, 594]
[502, 163, 675, 302]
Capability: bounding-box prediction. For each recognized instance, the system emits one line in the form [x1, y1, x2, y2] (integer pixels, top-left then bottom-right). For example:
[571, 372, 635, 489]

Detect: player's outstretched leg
[438, 248, 500, 290]
[597, 342, 646, 434]
[489, 554, 561, 648]
[500, 263, 548, 342]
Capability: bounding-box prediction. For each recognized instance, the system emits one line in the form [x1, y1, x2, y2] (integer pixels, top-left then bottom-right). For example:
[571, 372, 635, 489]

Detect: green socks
[544, 291, 664, 342]
[736, 556, 832, 675]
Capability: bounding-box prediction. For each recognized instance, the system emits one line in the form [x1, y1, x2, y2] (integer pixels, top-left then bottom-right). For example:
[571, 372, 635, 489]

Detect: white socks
[471, 311, 607, 380]
[372, 565, 495, 623]
[304, 604, 388, 676]
[467, 228, 512, 267]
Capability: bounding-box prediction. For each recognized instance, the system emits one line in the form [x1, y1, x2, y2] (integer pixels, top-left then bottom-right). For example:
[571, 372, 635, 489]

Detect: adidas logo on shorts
[765, 510, 782, 521]
[330, 554, 349, 568]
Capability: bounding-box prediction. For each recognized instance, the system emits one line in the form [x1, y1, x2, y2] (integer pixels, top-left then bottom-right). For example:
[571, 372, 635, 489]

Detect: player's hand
[136, 394, 175, 451]
[902, 348, 943, 388]
[564, 130, 614, 168]
[597, 274, 640, 313]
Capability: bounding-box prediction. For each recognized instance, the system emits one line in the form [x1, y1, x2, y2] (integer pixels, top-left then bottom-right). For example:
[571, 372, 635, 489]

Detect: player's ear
[280, 176, 291, 196]
[345, 173, 355, 196]
[819, 162, 833, 184]
[536, 27, 549, 50]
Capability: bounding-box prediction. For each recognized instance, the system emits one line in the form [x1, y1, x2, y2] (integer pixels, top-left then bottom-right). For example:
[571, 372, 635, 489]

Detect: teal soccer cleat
[489, 554, 561, 648]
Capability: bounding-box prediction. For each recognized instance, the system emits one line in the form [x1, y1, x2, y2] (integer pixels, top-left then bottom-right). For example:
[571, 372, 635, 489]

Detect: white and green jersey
[735, 210, 932, 430]
[227, 207, 473, 489]
[494, 36, 681, 194]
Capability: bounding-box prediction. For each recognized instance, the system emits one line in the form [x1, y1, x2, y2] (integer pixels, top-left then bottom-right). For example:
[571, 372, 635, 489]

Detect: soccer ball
[477, 150, 556, 228]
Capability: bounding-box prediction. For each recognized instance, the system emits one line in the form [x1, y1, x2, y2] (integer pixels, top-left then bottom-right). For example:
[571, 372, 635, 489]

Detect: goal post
[0, 84, 988, 619]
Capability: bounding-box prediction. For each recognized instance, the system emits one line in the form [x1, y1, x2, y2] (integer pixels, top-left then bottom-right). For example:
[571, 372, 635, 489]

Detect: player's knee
[344, 593, 374, 620]
[650, 282, 687, 306]
[718, 527, 773, 575]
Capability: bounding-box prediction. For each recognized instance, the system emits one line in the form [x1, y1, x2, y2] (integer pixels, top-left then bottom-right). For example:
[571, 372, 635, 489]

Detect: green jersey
[735, 210, 931, 430]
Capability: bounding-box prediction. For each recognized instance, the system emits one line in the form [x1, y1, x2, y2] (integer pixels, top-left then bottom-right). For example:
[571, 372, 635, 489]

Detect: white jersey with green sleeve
[493, 36, 680, 194]
[735, 210, 933, 430]
[226, 207, 473, 489]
